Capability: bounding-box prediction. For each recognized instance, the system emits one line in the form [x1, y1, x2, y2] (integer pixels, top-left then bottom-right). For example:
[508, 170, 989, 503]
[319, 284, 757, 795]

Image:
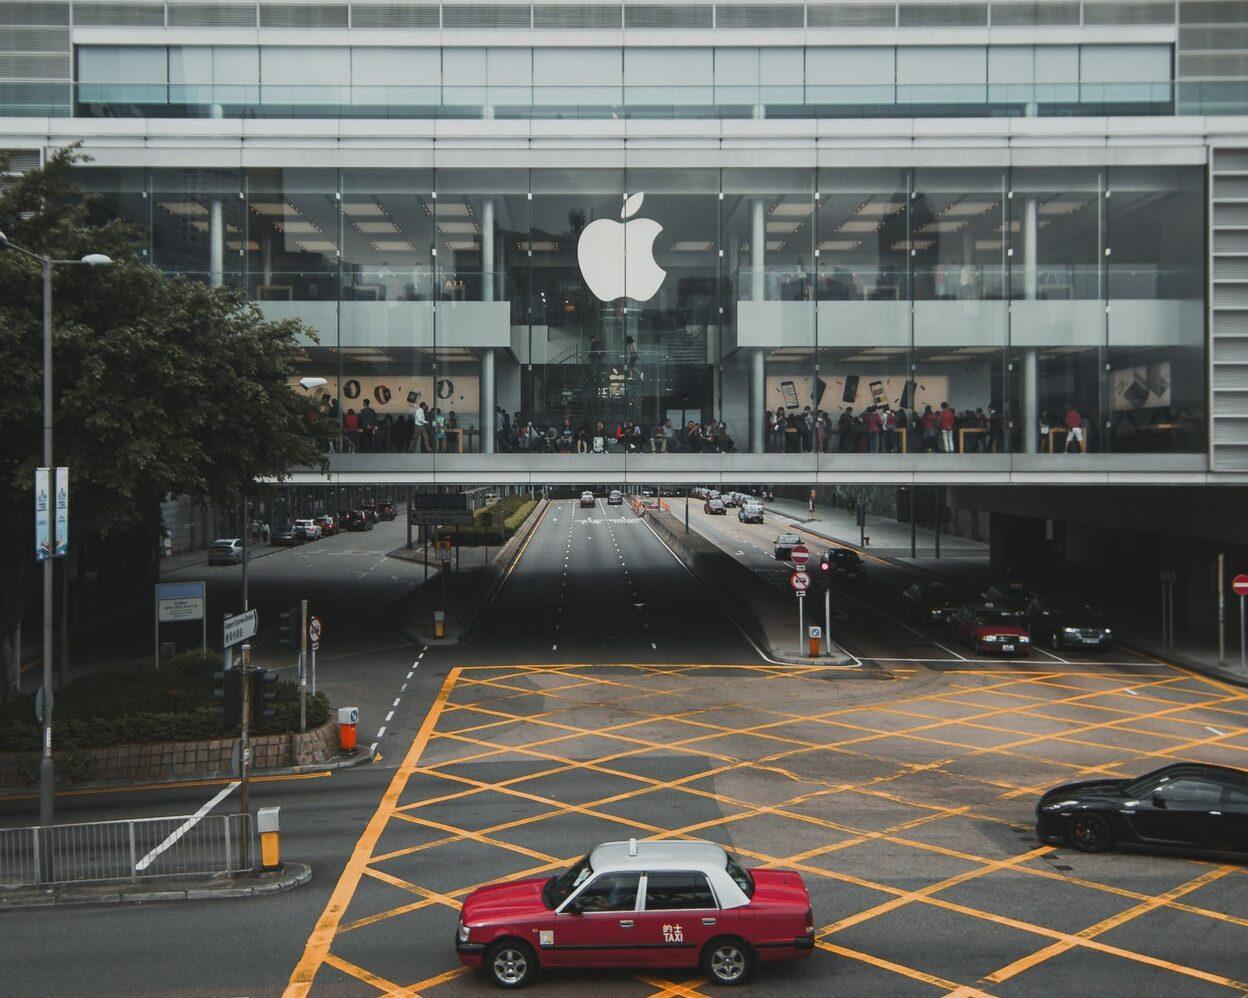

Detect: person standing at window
[1064, 405, 1085, 453]
[938, 402, 956, 453]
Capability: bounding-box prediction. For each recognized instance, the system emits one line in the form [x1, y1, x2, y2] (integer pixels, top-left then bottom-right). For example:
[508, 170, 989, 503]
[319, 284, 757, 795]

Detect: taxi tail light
[805, 908, 813, 933]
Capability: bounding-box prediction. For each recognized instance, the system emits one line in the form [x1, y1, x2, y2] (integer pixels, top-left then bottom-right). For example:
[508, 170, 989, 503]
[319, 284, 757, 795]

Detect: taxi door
[633, 871, 723, 969]
[551, 872, 640, 968]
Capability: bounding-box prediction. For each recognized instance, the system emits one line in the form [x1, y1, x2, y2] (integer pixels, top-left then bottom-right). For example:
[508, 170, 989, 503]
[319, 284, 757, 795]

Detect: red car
[951, 603, 1032, 656]
[457, 839, 813, 988]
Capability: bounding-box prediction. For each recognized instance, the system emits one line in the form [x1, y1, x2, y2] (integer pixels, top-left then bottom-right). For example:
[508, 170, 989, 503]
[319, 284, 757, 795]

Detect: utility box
[257, 806, 281, 870]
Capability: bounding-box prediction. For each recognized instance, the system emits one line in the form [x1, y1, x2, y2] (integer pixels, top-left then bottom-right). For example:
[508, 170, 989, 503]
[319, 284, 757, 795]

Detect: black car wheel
[486, 940, 536, 989]
[701, 937, 755, 986]
[1068, 812, 1113, 853]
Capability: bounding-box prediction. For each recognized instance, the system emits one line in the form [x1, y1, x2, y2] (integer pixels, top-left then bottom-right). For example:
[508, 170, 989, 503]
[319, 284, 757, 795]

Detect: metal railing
[0, 813, 253, 889]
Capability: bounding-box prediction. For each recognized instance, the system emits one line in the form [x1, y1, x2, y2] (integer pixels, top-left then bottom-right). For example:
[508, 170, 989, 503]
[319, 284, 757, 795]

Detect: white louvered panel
[0, 2, 70, 24]
[1180, 52, 1248, 78]
[1, 148, 41, 171]
[72, 1, 165, 24]
[0, 26, 69, 49]
[899, 2, 987, 26]
[1214, 203, 1248, 227]
[167, 3, 259, 26]
[1214, 309, 1248, 335]
[1213, 392, 1248, 417]
[533, 4, 623, 27]
[624, 4, 713, 27]
[1084, 0, 1174, 23]
[350, 2, 439, 25]
[0, 51, 70, 78]
[1215, 175, 1248, 200]
[806, 2, 895, 25]
[716, 3, 805, 27]
[1216, 257, 1248, 281]
[990, 1, 1079, 24]
[1181, 26, 1248, 50]
[1180, 0, 1248, 23]
[1212, 444, 1248, 469]
[1214, 283, 1248, 308]
[1215, 339, 1248, 363]
[1214, 365, 1248, 390]
[1214, 149, 1248, 172]
[441, 3, 531, 26]
[258, 2, 349, 26]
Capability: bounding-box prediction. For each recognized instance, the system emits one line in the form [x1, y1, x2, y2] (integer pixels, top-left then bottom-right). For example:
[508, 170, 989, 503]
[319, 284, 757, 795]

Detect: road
[3, 498, 1248, 998]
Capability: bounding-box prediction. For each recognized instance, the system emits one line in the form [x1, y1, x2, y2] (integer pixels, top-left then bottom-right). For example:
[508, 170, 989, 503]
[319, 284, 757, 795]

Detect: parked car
[271, 526, 303, 547]
[345, 509, 375, 531]
[580, 491, 596, 508]
[704, 498, 727, 515]
[819, 548, 866, 581]
[292, 518, 322, 541]
[774, 532, 802, 560]
[950, 603, 1031, 656]
[207, 538, 247, 565]
[901, 582, 964, 623]
[456, 839, 813, 988]
[1027, 596, 1114, 651]
[738, 502, 765, 524]
[1036, 763, 1248, 857]
[608, 490, 624, 506]
[981, 583, 1036, 619]
[316, 514, 339, 536]
[378, 502, 397, 521]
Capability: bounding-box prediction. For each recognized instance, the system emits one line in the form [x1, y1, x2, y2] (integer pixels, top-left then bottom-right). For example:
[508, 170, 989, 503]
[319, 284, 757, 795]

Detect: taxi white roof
[590, 839, 728, 874]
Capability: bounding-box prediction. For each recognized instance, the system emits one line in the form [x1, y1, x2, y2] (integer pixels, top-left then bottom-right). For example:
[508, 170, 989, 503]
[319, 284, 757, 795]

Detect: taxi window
[725, 855, 754, 898]
[644, 871, 716, 911]
[547, 855, 593, 906]
[571, 873, 640, 913]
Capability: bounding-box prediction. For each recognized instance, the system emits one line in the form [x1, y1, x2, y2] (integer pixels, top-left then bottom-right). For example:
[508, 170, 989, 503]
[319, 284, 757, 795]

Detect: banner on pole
[35, 467, 51, 561]
[54, 466, 68, 558]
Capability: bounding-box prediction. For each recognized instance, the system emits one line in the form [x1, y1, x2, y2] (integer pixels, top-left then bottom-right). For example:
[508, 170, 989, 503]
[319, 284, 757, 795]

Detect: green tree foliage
[0, 147, 325, 644]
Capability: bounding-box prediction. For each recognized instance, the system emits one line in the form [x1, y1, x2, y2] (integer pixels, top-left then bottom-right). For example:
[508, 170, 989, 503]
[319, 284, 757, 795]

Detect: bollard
[808, 625, 822, 658]
[257, 806, 281, 870]
[433, 609, 446, 639]
[338, 706, 359, 752]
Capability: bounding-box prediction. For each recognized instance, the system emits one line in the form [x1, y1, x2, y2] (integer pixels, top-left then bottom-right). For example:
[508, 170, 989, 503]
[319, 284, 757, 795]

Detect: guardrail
[0, 813, 253, 889]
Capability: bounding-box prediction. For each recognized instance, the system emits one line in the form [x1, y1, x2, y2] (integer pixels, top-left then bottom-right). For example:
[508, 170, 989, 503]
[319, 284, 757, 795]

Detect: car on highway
[207, 538, 247, 565]
[738, 502, 764, 524]
[580, 491, 595, 508]
[950, 603, 1031, 656]
[774, 533, 802, 560]
[293, 518, 322, 541]
[316, 514, 339, 537]
[720, 493, 739, 508]
[345, 509, 375, 531]
[608, 490, 624, 506]
[641, 486, 656, 497]
[378, 501, 397, 521]
[1035, 763, 1248, 857]
[1026, 596, 1114, 651]
[456, 838, 813, 988]
[271, 525, 304, 546]
[981, 582, 1036, 619]
[819, 548, 866, 581]
[704, 498, 727, 515]
[901, 582, 964, 623]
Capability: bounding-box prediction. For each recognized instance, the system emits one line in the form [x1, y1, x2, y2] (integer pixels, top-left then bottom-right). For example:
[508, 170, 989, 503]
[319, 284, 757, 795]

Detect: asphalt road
[3, 498, 1247, 998]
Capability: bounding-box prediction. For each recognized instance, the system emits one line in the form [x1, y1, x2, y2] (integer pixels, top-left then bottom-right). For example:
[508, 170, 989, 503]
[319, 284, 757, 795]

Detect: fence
[0, 813, 253, 889]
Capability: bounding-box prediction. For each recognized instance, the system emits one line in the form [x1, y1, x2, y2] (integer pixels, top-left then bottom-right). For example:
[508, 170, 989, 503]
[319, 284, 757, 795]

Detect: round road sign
[308, 616, 323, 642]
[790, 544, 811, 566]
[1234, 574, 1248, 597]
[791, 571, 811, 592]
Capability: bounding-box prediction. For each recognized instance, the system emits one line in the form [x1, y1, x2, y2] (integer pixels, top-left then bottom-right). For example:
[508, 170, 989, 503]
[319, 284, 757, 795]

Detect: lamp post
[0, 231, 111, 828]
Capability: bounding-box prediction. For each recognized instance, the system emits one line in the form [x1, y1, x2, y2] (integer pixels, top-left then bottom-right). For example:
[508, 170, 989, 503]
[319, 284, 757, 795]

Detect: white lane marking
[552, 643, 558, 651]
[934, 641, 967, 661]
[385, 710, 395, 722]
[651, 642, 658, 650]
[392, 698, 401, 708]
[1125, 688, 1138, 696]
[1034, 646, 1071, 665]
[400, 683, 408, 692]
[406, 671, 413, 680]
[369, 741, 378, 755]
[377, 726, 387, 738]
[1207, 726, 1226, 736]
[135, 780, 240, 871]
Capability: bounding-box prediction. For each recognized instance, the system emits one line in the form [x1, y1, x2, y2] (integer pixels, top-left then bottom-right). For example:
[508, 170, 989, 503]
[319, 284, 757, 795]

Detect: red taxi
[456, 839, 813, 988]
[951, 602, 1032, 656]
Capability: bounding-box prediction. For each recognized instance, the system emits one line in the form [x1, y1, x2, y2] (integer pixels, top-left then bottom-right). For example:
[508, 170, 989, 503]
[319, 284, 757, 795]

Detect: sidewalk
[765, 496, 1248, 688]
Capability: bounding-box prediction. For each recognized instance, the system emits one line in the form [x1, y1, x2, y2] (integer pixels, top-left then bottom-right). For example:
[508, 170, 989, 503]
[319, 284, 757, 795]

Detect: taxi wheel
[486, 940, 536, 989]
[701, 937, 755, 986]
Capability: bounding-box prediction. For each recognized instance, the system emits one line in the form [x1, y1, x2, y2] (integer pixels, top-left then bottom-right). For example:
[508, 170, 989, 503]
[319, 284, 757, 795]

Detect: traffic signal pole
[240, 643, 252, 816]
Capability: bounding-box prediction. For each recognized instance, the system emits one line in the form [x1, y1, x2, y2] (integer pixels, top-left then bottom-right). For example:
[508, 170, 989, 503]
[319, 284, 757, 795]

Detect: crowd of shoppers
[765, 402, 1009, 454]
[493, 410, 738, 454]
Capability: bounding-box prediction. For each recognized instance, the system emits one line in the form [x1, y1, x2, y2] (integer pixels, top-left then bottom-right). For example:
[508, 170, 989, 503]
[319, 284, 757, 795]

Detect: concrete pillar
[479, 198, 496, 454]
[749, 197, 767, 453]
[1020, 196, 1039, 453]
[209, 197, 224, 288]
[1023, 196, 1038, 301]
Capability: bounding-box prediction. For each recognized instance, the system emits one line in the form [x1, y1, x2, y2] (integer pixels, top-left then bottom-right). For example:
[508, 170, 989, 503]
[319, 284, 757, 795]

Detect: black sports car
[1036, 763, 1248, 857]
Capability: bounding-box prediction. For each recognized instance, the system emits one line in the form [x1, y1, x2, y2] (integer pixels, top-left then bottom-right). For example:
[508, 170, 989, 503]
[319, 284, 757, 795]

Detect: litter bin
[338, 706, 359, 751]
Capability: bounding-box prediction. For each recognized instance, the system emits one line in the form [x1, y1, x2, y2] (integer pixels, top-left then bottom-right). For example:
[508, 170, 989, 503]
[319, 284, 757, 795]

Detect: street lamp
[0, 230, 112, 828]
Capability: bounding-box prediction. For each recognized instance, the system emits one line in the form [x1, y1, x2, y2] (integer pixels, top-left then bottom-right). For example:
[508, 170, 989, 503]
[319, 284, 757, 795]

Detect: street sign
[1158, 569, 1177, 583]
[224, 609, 259, 648]
[791, 571, 811, 592]
[1233, 574, 1248, 597]
[156, 581, 206, 622]
[435, 538, 454, 563]
[790, 544, 810, 567]
[410, 510, 474, 525]
[411, 492, 468, 510]
[808, 625, 822, 639]
[308, 616, 323, 643]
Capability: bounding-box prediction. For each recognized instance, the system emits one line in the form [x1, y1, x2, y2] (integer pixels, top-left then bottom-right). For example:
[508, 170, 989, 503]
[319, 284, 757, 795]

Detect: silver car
[207, 538, 246, 565]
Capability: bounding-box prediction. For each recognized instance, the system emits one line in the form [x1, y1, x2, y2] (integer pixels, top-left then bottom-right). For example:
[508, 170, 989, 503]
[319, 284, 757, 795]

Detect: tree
[0, 147, 325, 694]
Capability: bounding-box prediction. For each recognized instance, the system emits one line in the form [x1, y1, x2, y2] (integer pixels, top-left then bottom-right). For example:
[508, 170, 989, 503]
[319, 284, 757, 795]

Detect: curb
[0, 862, 312, 910]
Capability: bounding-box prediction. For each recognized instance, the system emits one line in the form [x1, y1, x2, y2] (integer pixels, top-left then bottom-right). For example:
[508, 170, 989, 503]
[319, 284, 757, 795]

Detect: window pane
[806, 47, 894, 86]
[644, 872, 716, 911]
[534, 47, 621, 86]
[79, 46, 167, 84]
[897, 46, 986, 85]
[1080, 45, 1171, 84]
[262, 46, 350, 86]
[625, 48, 713, 86]
[575, 873, 640, 912]
[169, 47, 212, 85]
[349, 48, 440, 87]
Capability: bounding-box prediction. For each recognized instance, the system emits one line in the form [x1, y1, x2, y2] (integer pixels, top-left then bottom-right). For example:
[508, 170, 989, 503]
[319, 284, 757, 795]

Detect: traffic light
[214, 668, 242, 727]
[250, 669, 279, 725]
[278, 608, 297, 649]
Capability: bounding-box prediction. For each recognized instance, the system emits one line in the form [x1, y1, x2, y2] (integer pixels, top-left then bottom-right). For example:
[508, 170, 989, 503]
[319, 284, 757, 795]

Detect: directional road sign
[790, 544, 811, 567]
[791, 571, 811, 592]
[308, 615, 323, 643]
[410, 509, 474, 525]
[1234, 574, 1248, 597]
[224, 609, 259, 648]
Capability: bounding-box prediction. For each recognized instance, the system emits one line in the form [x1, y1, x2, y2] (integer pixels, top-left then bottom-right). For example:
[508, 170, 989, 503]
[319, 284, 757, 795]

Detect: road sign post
[1234, 574, 1248, 674]
[824, 586, 832, 658]
[240, 643, 252, 816]
[308, 617, 322, 695]
[798, 590, 804, 653]
[791, 570, 810, 655]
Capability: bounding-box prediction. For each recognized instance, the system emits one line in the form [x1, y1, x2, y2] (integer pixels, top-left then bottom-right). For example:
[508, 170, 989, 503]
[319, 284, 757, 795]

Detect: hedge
[0, 651, 329, 752]
[442, 493, 538, 547]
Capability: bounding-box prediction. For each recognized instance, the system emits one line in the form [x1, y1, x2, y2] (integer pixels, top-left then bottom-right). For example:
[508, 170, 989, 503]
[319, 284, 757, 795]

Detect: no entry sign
[790, 544, 810, 566]
[1233, 574, 1248, 597]
[308, 616, 323, 643]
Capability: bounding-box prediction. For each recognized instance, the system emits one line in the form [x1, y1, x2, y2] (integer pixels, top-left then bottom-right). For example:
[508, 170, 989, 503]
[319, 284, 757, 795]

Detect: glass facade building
[3, 0, 1245, 480]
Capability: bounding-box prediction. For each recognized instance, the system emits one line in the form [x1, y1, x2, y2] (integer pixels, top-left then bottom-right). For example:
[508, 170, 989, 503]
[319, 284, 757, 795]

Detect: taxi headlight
[1019, 636, 1030, 643]
[982, 635, 1000, 643]
[458, 923, 471, 943]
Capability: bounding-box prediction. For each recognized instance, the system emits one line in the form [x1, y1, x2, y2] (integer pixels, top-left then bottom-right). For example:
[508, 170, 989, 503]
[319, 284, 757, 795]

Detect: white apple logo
[576, 192, 666, 303]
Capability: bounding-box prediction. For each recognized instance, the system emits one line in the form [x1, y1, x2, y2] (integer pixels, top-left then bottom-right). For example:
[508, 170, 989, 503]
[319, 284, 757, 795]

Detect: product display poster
[768, 375, 950, 412]
[295, 375, 480, 415]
